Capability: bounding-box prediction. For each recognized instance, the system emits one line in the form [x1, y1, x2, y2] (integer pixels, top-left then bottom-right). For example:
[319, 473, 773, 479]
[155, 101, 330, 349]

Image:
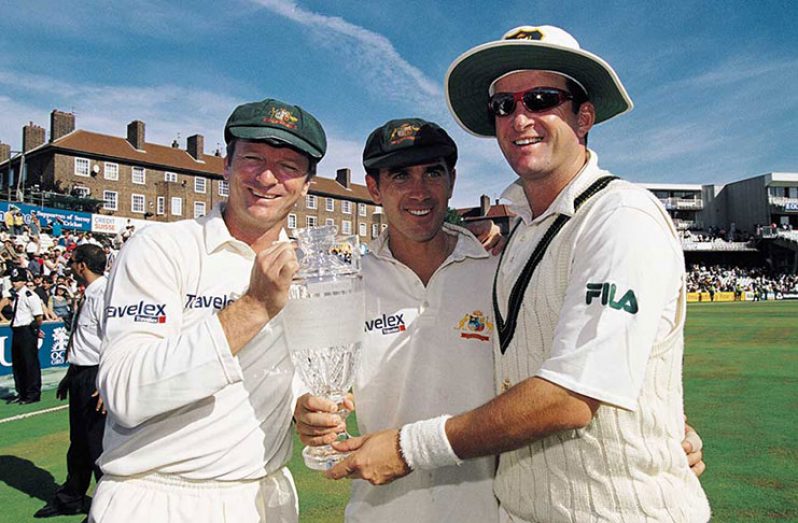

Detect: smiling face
[223, 140, 311, 244]
[367, 159, 455, 246]
[493, 70, 594, 185]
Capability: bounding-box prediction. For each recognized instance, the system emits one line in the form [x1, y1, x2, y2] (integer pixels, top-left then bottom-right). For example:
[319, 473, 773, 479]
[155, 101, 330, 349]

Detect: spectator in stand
[32, 273, 58, 322]
[4, 207, 15, 233]
[13, 210, 25, 236]
[29, 211, 42, 237]
[51, 217, 64, 238]
[50, 285, 73, 327]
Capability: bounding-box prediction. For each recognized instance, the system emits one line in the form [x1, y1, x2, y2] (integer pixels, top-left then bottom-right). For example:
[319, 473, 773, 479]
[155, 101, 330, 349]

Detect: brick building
[0, 110, 384, 240]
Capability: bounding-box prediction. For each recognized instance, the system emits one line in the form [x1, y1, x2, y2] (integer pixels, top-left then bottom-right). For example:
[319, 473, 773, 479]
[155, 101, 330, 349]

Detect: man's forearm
[217, 294, 274, 356]
[446, 376, 599, 460]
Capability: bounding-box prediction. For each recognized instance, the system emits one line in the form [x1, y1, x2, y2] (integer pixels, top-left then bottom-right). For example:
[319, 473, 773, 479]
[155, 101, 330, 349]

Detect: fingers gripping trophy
[283, 225, 364, 470]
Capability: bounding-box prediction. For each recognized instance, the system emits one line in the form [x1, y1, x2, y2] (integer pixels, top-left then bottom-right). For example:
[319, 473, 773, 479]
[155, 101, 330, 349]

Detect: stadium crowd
[0, 208, 135, 326]
[687, 264, 798, 297]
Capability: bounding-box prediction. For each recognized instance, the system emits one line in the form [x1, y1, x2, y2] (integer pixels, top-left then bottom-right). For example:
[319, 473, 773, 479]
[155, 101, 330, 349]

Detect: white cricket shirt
[11, 287, 43, 327]
[97, 204, 295, 481]
[496, 151, 682, 409]
[68, 275, 106, 366]
[347, 224, 500, 523]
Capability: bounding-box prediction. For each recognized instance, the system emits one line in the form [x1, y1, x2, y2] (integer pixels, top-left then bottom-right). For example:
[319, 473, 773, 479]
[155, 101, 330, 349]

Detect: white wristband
[399, 415, 462, 470]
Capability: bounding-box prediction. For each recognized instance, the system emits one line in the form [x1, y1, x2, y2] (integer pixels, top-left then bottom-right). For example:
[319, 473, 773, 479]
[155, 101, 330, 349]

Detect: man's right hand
[294, 393, 353, 446]
[244, 240, 299, 319]
[56, 374, 70, 400]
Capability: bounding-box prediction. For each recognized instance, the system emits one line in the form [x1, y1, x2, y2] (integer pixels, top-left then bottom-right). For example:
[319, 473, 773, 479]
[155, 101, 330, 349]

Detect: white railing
[681, 239, 756, 251]
[660, 197, 703, 210]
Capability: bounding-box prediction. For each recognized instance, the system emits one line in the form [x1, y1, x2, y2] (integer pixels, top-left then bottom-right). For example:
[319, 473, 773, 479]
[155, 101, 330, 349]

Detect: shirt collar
[499, 149, 607, 225]
[84, 275, 106, 296]
[368, 222, 489, 264]
[202, 203, 252, 255]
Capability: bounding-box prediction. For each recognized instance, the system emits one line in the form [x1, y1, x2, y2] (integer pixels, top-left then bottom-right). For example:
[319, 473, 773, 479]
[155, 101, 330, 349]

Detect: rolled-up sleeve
[98, 231, 243, 428]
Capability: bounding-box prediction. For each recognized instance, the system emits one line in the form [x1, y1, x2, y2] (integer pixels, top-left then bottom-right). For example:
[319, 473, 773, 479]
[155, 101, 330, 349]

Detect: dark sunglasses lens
[489, 94, 516, 116]
[522, 90, 562, 112]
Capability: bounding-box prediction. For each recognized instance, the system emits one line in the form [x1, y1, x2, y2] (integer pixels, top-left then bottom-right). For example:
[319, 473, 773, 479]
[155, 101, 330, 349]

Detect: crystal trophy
[282, 225, 364, 470]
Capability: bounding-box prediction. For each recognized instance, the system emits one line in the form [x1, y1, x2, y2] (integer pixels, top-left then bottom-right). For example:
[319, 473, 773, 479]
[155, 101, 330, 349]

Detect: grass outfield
[1, 301, 796, 521]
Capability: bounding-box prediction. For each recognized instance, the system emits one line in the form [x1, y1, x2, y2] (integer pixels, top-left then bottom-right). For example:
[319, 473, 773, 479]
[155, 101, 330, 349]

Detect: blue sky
[1, 0, 796, 207]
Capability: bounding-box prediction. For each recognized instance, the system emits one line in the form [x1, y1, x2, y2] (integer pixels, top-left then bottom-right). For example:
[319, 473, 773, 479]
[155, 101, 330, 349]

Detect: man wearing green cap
[296, 118, 501, 522]
[93, 98, 326, 522]
[326, 26, 710, 522]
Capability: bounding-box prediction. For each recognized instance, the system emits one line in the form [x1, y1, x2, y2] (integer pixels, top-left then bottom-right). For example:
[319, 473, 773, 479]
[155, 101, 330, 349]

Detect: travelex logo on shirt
[454, 310, 494, 342]
[184, 293, 236, 310]
[585, 282, 638, 314]
[106, 301, 167, 324]
[365, 313, 406, 335]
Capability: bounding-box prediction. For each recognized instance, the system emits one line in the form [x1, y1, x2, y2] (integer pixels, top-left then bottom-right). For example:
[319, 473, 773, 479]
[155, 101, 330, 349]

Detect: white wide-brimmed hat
[446, 25, 633, 137]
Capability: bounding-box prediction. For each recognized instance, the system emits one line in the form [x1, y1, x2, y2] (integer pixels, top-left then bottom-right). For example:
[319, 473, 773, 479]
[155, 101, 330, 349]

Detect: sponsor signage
[785, 202, 798, 212]
[0, 202, 92, 231]
[0, 321, 70, 376]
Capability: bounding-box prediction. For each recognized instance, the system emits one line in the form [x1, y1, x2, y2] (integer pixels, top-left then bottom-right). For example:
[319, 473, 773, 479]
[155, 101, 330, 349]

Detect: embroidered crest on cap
[263, 107, 299, 129]
[455, 310, 494, 342]
[505, 27, 544, 41]
[389, 123, 421, 145]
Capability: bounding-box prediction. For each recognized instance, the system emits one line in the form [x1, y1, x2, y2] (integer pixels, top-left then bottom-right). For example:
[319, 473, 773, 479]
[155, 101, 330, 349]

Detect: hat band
[488, 70, 587, 97]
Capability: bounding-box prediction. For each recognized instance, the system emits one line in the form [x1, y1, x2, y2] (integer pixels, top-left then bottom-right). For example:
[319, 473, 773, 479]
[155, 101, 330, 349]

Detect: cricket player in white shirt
[323, 25, 710, 522]
[297, 118, 500, 522]
[92, 98, 327, 523]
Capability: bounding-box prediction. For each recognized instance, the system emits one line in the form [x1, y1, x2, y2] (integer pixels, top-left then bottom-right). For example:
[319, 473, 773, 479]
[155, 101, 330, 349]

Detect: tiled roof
[458, 204, 515, 219]
[50, 130, 225, 177]
[310, 176, 372, 203]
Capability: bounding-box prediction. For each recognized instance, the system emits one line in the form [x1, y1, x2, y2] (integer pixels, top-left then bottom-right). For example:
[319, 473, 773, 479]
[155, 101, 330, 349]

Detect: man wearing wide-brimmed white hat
[328, 25, 711, 522]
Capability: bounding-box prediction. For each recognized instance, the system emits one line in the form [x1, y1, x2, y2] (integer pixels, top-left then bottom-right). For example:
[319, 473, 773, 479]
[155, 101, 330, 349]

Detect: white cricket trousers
[88, 467, 298, 522]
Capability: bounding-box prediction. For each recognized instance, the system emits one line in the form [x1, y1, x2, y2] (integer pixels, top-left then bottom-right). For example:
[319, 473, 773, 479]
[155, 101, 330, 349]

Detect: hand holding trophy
[282, 225, 364, 470]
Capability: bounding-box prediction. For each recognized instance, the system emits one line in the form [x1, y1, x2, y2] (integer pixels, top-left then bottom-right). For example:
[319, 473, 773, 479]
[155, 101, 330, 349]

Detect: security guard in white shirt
[9, 267, 44, 404]
[35, 244, 108, 519]
[92, 98, 326, 523]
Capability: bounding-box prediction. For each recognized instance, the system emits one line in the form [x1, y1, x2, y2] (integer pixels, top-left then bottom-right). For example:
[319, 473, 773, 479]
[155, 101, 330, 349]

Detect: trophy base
[302, 444, 350, 471]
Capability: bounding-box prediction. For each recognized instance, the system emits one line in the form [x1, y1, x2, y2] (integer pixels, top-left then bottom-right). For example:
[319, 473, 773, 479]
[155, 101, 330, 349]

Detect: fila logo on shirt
[106, 301, 167, 324]
[184, 293, 236, 310]
[585, 282, 638, 314]
[365, 313, 406, 335]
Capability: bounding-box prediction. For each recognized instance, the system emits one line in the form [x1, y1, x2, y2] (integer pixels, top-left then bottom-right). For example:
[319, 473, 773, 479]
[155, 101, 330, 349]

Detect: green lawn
[1, 301, 796, 521]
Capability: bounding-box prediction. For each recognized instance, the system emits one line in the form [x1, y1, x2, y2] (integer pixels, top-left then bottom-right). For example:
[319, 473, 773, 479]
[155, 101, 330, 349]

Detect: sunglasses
[488, 87, 574, 117]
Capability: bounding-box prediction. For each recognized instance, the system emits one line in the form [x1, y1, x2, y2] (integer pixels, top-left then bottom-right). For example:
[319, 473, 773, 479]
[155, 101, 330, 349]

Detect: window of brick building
[194, 177, 206, 194]
[359, 222, 367, 236]
[164, 171, 178, 183]
[157, 197, 165, 215]
[372, 224, 379, 238]
[306, 195, 317, 209]
[132, 166, 146, 185]
[306, 216, 317, 227]
[342, 201, 352, 214]
[325, 218, 335, 227]
[218, 180, 229, 197]
[326, 198, 334, 212]
[171, 197, 183, 216]
[287, 214, 297, 229]
[131, 194, 145, 214]
[342, 220, 352, 235]
[194, 201, 206, 218]
[73, 186, 91, 198]
[104, 162, 119, 181]
[103, 191, 118, 211]
[359, 203, 367, 217]
[75, 158, 90, 177]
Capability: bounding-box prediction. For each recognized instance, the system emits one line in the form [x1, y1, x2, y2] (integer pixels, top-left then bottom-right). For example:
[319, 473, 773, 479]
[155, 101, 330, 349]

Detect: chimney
[23, 122, 46, 153]
[127, 120, 145, 150]
[187, 134, 204, 160]
[0, 142, 10, 163]
[50, 110, 76, 142]
[480, 194, 491, 216]
[336, 168, 351, 188]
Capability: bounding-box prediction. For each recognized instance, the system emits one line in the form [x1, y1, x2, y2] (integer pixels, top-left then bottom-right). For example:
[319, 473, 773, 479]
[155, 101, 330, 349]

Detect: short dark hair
[226, 138, 318, 180]
[71, 244, 106, 276]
